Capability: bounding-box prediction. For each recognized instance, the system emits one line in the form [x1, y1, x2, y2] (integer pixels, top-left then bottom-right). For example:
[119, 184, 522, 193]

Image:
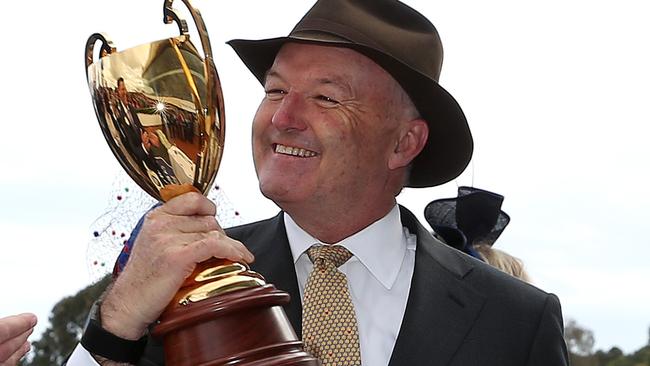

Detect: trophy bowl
[84, 1, 317, 365]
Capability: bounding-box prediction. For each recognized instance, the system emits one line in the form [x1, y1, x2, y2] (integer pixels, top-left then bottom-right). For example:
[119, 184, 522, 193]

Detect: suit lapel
[243, 213, 303, 337]
[388, 207, 486, 366]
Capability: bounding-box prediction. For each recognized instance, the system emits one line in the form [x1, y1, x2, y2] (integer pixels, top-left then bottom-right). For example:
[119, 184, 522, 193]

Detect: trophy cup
[84, 1, 318, 365]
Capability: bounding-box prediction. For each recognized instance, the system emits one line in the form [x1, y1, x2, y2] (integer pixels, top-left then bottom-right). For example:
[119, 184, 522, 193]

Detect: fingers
[160, 192, 216, 217]
[144, 213, 222, 235]
[0, 341, 30, 365]
[135, 192, 251, 268]
[0, 326, 34, 363]
[135, 231, 255, 268]
[176, 215, 223, 234]
[0, 314, 36, 344]
[145, 232, 254, 276]
[179, 232, 255, 264]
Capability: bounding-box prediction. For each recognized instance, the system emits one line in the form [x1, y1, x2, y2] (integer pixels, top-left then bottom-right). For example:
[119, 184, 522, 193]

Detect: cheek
[251, 123, 269, 172]
[251, 118, 263, 146]
[252, 103, 272, 145]
[317, 113, 373, 168]
[318, 110, 357, 145]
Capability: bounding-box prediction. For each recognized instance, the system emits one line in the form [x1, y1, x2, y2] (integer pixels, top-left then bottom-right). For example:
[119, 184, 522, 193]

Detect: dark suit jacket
[139, 206, 568, 366]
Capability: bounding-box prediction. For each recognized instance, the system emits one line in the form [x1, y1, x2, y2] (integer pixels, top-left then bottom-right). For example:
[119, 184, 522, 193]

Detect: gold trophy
[84, 1, 317, 365]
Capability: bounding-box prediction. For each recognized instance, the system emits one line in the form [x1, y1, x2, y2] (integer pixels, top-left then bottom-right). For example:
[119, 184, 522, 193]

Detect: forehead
[269, 42, 395, 87]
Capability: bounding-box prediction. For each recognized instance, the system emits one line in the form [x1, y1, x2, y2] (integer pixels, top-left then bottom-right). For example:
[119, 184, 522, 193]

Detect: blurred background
[0, 1, 648, 365]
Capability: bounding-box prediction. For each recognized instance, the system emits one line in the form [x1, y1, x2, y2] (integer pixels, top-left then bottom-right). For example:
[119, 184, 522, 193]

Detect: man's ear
[388, 119, 429, 170]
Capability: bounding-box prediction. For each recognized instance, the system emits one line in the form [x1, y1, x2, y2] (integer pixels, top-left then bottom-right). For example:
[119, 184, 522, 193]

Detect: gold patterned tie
[302, 244, 362, 366]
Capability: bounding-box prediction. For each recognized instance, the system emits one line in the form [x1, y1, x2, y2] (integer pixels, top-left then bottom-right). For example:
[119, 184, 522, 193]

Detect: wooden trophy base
[152, 284, 319, 366]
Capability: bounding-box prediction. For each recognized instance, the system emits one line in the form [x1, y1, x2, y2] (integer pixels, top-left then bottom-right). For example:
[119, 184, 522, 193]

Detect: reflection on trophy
[84, 1, 317, 365]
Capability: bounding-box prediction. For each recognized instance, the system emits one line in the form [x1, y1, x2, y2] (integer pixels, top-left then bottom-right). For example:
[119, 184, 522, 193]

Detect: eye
[265, 89, 286, 101]
[316, 95, 339, 105]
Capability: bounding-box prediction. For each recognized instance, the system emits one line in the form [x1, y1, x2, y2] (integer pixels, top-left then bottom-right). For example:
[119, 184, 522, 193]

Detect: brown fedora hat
[228, 0, 472, 188]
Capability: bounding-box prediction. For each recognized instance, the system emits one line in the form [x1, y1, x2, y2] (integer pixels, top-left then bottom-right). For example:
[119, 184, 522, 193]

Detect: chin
[260, 180, 295, 202]
[261, 183, 312, 210]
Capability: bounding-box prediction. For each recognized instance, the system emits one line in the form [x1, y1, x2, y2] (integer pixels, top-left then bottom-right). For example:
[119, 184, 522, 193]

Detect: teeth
[275, 144, 316, 157]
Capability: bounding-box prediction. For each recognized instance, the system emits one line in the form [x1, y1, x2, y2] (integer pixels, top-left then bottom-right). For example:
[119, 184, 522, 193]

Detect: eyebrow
[263, 70, 283, 84]
[264, 70, 353, 95]
[315, 76, 353, 96]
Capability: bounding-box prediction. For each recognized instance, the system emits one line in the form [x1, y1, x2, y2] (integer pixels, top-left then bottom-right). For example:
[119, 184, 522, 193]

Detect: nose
[271, 91, 308, 132]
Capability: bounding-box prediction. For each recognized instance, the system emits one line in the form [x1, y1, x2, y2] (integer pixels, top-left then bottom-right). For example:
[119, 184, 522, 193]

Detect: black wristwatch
[80, 301, 148, 363]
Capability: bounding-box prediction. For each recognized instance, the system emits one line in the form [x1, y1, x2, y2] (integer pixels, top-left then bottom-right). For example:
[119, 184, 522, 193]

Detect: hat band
[293, 17, 384, 51]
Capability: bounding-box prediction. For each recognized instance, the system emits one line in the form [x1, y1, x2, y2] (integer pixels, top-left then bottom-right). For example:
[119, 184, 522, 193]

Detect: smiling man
[69, 1, 569, 365]
[253, 43, 427, 244]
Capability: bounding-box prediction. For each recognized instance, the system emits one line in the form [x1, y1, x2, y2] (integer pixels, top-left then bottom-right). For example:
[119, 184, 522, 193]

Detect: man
[113, 77, 175, 186]
[112, 78, 148, 171]
[70, 0, 568, 365]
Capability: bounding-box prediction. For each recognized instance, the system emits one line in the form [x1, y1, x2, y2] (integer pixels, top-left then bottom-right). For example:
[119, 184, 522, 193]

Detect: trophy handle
[162, 0, 225, 193]
[163, 0, 213, 60]
[84, 33, 116, 80]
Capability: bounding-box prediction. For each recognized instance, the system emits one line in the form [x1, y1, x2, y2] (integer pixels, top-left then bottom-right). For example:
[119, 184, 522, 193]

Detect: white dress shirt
[286, 204, 416, 366]
[68, 205, 416, 366]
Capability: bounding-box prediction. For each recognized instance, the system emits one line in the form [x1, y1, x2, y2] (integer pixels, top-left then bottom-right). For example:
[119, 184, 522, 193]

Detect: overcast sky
[1, 0, 648, 355]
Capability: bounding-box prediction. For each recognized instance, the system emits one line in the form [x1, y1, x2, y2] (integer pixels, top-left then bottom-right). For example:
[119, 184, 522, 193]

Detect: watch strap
[80, 302, 148, 363]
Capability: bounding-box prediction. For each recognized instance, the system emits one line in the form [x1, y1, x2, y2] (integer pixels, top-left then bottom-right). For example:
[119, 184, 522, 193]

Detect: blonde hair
[473, 244, 531, 283]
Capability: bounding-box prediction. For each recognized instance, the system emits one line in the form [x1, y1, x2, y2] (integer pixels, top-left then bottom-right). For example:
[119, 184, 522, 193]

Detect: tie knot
[307, 245, 353, 268]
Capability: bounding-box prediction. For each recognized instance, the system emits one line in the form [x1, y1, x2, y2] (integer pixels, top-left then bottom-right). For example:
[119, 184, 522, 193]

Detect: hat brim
[228, 36, 473, 188]
[424, 197, 510, 246]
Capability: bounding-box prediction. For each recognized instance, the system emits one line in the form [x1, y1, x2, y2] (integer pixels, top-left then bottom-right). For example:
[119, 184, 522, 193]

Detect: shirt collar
[284, 205, 406, 290]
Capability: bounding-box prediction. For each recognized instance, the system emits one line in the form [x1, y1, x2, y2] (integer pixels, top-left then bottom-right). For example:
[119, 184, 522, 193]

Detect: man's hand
[100, 193, 254, 340]
[0, 313, 37, 365]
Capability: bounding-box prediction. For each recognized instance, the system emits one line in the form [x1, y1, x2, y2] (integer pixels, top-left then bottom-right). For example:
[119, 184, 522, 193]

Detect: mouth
[274, 143, 317, 158]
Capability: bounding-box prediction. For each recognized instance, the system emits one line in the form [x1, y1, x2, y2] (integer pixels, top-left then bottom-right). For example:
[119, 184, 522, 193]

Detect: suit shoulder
[425, 234, 552, 301]
[424, 235, 555, 309]
[467, 255, 557, 312]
